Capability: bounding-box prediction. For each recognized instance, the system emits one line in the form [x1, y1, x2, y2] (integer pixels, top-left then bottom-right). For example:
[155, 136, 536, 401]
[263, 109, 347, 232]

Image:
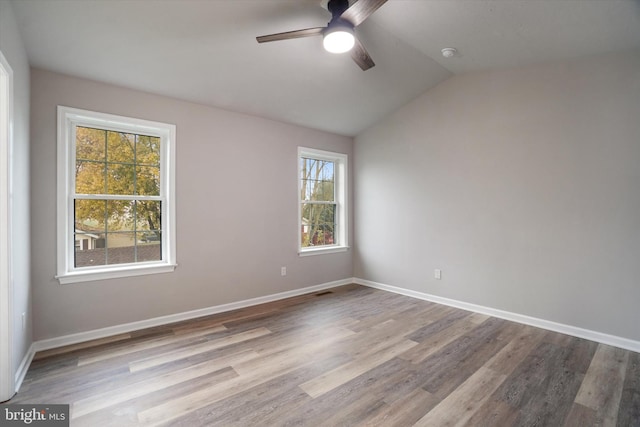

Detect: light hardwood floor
[6, 284, 640, 426]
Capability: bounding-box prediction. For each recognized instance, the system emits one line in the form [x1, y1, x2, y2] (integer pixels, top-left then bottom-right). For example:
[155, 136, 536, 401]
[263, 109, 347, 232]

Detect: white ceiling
[10, 0, 640, 136]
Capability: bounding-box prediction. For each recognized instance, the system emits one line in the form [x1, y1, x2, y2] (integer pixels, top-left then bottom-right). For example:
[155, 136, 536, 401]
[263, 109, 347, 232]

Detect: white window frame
[298, 147, 348, 256]
[56, 106, 176, 284]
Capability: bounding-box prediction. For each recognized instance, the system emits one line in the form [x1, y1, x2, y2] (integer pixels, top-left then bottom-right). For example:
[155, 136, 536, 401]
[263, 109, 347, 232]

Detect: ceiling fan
[256, 0, 388, 71]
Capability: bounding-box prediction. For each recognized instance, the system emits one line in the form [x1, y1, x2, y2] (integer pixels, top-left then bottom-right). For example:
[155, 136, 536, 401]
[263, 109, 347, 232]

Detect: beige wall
[24, 43, 640, 346]
[354, 50, 640, 341]
[30, 69, 353, 340]
[0, 0, 31, 392]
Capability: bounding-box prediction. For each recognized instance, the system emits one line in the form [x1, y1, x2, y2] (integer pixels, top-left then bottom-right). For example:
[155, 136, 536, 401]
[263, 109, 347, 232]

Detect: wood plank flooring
[6, 284, 640, 426]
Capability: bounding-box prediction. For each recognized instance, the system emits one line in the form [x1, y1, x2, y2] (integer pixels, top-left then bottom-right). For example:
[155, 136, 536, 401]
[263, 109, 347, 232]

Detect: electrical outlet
[281, 266, 287, 276]
[434, 269, 442, 280]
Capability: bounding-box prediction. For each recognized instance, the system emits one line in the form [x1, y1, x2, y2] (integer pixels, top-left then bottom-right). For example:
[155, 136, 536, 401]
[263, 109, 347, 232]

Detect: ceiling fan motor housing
[328, 0, 351, 19]
[325, 0, 355, 42]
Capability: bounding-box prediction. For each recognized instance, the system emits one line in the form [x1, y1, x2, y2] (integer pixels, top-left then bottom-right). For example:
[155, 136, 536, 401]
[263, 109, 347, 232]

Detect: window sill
[57, 263, 177, 284]
[298, 246, 349, 257]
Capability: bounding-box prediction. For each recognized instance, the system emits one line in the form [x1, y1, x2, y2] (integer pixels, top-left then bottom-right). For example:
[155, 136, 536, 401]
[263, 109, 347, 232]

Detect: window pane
[73, 199, 163, 268]
[139, 200, 161, 254]
[106, 231, 137, 265]
[106, 200, 135, 232]
[136, 200, 161, 232]
[74, 237, 107, 268]
[317, 180, 334, 202]
[103, 231, 161, 265]
[75, 161, 105, 194]
[136, 165, 160, 196]
[107, 131, 135, 163]
[105, 203, 135, 264]
[301, 203, 336, 247]
[301, 157, 334, 202]
[74, 199, 107, 267]
[138, 201, 161, 262]
[136, 135, 160, 166]
[137, 201, 162, 260]
[75, 199, 107, 231]
[106, 231, 135, 248]
[321, 161, 334, 181]
[137, 242, 159, 265]
[106, 163, 135, 195]
[76, 127, 106, 162]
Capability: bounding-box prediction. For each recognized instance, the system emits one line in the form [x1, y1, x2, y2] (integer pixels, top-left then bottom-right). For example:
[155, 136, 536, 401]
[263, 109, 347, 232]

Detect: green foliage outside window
[74, 127, 162, 266]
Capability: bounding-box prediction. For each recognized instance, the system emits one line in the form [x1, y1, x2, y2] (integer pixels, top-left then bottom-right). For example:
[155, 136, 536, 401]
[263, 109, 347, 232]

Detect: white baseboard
[14, 343, 35, 393]
[32, 278, 352, 354]
[354, 277, 640, 353]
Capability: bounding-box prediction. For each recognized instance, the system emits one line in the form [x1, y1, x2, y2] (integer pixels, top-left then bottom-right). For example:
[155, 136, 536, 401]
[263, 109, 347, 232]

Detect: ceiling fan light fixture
[323, 24, 355, 54]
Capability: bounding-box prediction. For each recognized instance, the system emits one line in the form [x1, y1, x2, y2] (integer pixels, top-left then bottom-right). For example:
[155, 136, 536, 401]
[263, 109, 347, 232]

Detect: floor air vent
[315, 291, 334, 296]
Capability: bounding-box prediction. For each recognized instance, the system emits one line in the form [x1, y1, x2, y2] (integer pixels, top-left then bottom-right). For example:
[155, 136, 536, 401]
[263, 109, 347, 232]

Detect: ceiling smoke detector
[441, 48, 457, 58]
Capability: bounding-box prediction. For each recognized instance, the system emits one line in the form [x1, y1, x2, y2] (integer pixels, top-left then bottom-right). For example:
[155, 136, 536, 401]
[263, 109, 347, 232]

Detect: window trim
[297, 147, 348, 255]
[56, 106, 176, 284]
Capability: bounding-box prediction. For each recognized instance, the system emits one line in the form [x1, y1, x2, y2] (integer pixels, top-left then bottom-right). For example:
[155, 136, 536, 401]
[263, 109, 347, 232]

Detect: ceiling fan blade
[340, 0, 388, 27]
[256, 27, 324, 43]
[350, 37, 375, 71]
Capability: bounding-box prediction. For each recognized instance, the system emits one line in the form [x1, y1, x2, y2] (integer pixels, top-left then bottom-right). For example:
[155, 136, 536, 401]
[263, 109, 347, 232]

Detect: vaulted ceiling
[11, 0, 640, 136]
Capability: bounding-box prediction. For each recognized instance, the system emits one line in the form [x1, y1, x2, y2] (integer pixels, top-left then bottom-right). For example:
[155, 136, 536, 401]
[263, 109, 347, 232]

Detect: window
[57, 106, 176, 283]
[298, 147, 348, 255]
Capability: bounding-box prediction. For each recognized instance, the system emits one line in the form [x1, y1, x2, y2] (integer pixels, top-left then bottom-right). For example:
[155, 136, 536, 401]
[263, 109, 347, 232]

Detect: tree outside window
[74, 127, 162, 267]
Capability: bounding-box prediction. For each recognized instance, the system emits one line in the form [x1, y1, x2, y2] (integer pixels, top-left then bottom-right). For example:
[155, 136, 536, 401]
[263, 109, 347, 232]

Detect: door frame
[0, 48, 15, 402]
